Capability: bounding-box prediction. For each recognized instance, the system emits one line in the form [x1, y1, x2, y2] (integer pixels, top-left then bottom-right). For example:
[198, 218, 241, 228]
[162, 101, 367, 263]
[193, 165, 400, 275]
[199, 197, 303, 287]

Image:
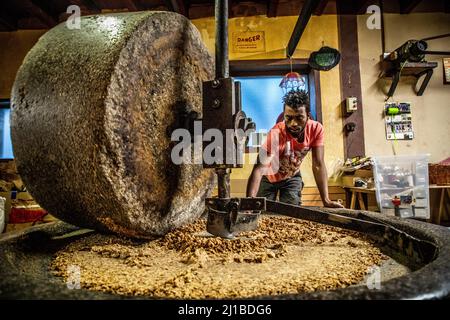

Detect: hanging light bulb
[279, 72, 305, 93]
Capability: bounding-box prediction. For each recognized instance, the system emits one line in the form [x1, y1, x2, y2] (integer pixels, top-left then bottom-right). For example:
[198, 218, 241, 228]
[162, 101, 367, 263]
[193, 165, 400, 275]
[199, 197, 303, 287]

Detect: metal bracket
[205, 197, 265, 238]
[384, 61, 438, 98]
[415, 69, 434, 96]
[387, 70, 401, 98]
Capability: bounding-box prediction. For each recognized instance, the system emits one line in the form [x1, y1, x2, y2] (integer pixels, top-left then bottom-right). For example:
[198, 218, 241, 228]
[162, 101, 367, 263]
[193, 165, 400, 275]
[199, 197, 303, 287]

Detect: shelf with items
[381, 60, 438, 97]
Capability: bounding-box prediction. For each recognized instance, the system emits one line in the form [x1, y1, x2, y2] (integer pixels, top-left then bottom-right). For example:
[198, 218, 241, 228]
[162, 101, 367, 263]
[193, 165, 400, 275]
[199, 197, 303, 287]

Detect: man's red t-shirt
[261, 119, 324, 183]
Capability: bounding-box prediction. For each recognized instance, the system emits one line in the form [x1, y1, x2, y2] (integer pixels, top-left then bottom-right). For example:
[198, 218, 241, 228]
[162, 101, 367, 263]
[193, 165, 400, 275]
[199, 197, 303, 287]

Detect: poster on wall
[231, 31, 265, 53]
[444, 58, 450, 84]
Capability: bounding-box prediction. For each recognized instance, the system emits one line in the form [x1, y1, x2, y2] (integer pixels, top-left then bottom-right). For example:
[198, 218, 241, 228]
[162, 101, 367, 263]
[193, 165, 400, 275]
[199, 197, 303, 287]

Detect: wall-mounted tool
[382, 34, 450, 98]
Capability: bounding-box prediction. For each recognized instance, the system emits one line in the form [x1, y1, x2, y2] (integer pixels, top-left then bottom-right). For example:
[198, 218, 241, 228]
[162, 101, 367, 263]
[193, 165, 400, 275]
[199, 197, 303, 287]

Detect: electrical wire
[390, 118, 398, 156]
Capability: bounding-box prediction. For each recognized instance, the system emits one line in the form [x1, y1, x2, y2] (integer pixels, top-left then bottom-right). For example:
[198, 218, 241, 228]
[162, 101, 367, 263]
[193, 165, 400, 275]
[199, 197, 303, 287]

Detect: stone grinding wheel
[10, 11, 215, 238]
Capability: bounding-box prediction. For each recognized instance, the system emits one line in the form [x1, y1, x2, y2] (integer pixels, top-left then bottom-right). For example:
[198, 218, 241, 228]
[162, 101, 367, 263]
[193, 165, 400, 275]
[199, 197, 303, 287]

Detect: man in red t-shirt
[246, 90, 343, 208]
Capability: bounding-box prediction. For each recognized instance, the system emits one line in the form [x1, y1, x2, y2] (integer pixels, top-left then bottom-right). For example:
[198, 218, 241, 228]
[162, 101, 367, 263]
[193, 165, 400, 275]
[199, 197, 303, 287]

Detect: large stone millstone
[11, 12, 214, 238]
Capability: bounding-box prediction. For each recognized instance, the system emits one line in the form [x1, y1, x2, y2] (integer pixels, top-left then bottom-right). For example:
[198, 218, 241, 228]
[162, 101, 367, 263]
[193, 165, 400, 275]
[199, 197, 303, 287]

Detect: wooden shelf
[382, 60, 438, 97]
[383, 61, 438, 77]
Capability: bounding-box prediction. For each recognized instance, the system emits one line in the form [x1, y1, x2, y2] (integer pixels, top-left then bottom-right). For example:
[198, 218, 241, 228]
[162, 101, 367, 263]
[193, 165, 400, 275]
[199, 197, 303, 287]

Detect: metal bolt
[212, 99, 221, 109]
[212, 80, 220, 88]
[230, 201, 239, 211]
[255, 201, 261, 208]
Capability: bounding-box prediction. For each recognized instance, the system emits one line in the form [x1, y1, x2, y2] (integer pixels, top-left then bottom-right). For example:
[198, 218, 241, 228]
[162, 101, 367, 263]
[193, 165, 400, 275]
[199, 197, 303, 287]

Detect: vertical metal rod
[380, 0, 386, 54]
[214, 0, 231, 199]
[216, 168, 231, 199]
[215, 0, 229, 79]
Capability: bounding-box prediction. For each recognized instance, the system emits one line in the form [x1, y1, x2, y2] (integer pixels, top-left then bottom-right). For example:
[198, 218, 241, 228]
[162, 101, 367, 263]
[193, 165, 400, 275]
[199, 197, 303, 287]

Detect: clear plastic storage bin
[372, 154, 430, 219]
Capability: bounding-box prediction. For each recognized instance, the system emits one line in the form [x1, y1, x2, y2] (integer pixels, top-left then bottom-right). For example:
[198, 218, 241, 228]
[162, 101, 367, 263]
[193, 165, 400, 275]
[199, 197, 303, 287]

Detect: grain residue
[51, 215, 388, 298]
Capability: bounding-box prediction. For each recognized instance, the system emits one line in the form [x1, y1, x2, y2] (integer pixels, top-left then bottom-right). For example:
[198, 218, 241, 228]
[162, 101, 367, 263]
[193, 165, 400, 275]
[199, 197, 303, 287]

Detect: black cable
[421, 33, 450, 42]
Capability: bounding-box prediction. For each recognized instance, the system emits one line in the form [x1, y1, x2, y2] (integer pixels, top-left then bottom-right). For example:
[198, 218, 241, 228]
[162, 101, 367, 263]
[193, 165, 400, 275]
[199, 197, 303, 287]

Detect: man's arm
[246, 160, 266, 197]
[246, 152, 274, 197]
[312, 146, 344, 208]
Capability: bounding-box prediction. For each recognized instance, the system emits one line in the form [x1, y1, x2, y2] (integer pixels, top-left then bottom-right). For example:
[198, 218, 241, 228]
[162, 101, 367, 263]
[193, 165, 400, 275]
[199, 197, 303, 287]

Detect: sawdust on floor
[50, 215, 390, 298]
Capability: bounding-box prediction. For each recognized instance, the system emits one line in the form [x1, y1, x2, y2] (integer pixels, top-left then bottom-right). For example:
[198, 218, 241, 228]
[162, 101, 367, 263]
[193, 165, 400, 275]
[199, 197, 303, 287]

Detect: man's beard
[287, 126, 304, 139]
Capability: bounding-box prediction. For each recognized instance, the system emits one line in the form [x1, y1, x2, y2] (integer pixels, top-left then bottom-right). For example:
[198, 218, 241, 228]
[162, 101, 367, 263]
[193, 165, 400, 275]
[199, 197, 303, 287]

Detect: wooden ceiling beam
[399, 0, 423, 14]
[80, 0, 101, 11]
[123, 0, 143, 11]
[164, 0, 188, 16]
[267, 0, 279, 17]
[314, 0, 329, 15]
[89, 0, 105, 11]
[356, 0, 375, 14]
[65, 0, 101, 13]
[229, 0, 234, 18]
[0, 13, 17, 31]
[24, 0, 57, 27]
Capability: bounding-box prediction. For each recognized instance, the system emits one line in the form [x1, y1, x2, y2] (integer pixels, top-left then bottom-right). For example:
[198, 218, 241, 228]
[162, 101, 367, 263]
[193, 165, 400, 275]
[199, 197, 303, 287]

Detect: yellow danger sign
[232, 31, 266, 53]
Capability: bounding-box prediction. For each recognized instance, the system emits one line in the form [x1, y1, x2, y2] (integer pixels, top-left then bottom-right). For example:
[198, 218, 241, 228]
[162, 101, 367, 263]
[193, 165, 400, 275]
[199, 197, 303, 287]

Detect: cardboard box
[354, 169, 373, 179]
[342, 175, 356, 187]
[0, 192, 11, 224]
[0, 197, 5, 233]
[5, 222, 38, 233]
[15, 191, 34, 201]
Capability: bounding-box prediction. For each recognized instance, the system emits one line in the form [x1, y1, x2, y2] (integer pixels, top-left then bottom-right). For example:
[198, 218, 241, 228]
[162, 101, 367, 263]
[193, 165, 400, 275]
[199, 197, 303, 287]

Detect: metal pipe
[286, 0, 320, 58]
[215, 0, 229, 78]
[214, 1, 231, 200]
[216, 168, 231, 199]
[380, 0, 386, 54]
[421, 33, 450, 41]
[423, 51, 450, 55]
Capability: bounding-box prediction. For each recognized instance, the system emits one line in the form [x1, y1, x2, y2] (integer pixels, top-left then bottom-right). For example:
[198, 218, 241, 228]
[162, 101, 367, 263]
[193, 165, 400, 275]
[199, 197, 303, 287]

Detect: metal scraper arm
[264, 200, 437, 262]
[265, 200, 390, 236]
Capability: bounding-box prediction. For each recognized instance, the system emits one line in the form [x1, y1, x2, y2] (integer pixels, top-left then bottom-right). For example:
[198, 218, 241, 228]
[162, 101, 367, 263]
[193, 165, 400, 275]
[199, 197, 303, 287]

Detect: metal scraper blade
[206, 207, 260, 238]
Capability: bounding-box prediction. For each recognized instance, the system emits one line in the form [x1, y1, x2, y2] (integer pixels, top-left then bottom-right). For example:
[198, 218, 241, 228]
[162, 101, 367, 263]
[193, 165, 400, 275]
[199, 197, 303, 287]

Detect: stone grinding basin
[1, 209, 450, 299]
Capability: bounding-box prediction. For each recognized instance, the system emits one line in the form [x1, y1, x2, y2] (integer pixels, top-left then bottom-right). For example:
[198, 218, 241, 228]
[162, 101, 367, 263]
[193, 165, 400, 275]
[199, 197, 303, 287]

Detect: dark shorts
[257, 174, 304, 205]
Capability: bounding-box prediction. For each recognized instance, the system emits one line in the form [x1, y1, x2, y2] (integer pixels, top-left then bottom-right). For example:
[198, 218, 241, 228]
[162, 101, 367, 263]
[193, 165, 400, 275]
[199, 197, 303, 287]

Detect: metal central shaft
[215, 0, 229, 79]
[215, 0, 230, 199]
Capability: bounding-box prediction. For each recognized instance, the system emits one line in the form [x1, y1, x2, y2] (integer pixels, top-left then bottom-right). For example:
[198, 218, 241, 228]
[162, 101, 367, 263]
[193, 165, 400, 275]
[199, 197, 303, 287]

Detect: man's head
[282, 89, 310, 136]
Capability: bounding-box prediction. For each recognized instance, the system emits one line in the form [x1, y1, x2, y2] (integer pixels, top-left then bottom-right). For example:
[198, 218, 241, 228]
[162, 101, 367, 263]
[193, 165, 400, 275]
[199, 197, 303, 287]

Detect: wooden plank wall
[301, 186, 345, 206]
[213, 179, 348, 207]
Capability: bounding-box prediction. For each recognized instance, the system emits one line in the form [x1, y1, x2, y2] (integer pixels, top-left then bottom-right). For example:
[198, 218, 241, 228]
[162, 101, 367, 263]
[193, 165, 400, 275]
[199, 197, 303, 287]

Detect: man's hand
[323, 199, 344, 208]
[311, 146, 344, 209]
